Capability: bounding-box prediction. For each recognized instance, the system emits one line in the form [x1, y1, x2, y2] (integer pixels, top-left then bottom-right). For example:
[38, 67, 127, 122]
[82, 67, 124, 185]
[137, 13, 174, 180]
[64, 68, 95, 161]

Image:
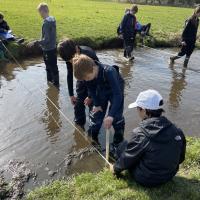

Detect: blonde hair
[194, 5, 200, 16]
[73, 55, 95, 80]
[37, 3, 49, 12]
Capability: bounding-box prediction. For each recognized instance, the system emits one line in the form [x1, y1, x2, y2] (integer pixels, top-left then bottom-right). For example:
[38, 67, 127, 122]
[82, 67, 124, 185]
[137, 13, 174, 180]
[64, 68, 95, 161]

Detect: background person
[170, 6, 200, 67]
[29, 3, 59, 88]
[118, 5, 138, 61]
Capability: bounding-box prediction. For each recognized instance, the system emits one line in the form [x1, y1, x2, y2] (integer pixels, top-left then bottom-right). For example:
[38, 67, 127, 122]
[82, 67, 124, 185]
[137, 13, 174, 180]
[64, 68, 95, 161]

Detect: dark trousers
[141, 23, 151, 36]
[74, 81, 92, 126]
[88, 87, 125, 145]
[178, 41, 195, 58]
[43, 49, 59, 87]
[123, 38, 135, 58]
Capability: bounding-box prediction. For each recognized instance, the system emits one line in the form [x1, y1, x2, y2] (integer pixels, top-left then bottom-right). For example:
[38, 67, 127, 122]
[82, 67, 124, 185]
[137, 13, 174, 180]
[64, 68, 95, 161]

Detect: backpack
[102, 64, 121, 84]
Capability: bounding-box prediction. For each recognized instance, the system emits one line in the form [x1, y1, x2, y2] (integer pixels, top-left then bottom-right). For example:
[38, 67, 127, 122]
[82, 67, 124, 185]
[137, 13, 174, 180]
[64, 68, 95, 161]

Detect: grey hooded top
[39, 16, 56, 51]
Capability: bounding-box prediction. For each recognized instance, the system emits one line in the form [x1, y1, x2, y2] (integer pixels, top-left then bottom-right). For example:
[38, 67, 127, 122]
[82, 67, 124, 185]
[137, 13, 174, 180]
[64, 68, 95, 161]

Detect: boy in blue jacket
[73, 55, 125, 147]
[119, 5, 138, 61]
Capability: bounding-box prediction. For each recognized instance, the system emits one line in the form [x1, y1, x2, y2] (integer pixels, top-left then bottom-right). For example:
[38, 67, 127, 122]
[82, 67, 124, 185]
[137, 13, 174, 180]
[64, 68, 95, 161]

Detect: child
[73, 55, 125, 148]
[0, 12, 15, 42]
[58, 38, 99, 128]
[37, 3, 59, 88]
[0, 13, 10, 33]
[119, 5, 138, 61]
[111, 90, 186, 187]
[170, 6, 200, 67]
[136, 22, 151, 37]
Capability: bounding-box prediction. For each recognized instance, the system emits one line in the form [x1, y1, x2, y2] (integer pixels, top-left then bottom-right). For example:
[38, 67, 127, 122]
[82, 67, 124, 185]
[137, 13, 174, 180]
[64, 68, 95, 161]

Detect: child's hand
[119, 34, 123, 39]
[84, 97, 92, 106]
[182, 41, 187, 46]
[104, 116, 114, 129]
[70, 96, 77, 105]
[109, 164, 114, 173]
[92, 106, 103, 113]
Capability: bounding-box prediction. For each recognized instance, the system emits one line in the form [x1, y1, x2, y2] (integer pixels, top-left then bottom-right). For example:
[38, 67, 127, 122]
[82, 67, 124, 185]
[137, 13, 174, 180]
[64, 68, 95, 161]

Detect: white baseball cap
[128, 89, 163, 110]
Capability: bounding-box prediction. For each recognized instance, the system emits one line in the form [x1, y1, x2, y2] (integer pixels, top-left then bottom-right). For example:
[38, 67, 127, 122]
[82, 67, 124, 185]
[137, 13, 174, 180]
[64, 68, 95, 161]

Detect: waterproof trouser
[43, 49, 59, 87]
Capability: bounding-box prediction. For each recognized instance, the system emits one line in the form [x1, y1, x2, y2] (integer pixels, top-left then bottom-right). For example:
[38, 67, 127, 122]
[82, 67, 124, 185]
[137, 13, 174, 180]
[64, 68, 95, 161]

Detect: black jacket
[66, 46, 99, 97]
[120, 13, 136, 40]
[0, 20, 10, 32]
[182, 17, 199, 43]
[114, 116, 186, 187]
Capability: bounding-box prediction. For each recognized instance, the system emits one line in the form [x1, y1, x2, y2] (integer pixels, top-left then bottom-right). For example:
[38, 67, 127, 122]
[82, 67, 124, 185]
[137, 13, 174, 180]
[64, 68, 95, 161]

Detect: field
[1, 0, 199, 49]
[27, 137, 200, 200]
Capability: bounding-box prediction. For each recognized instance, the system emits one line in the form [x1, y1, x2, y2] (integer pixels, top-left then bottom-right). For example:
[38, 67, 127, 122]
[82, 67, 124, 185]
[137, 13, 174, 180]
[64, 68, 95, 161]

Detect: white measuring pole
[106, 129, 110, 161]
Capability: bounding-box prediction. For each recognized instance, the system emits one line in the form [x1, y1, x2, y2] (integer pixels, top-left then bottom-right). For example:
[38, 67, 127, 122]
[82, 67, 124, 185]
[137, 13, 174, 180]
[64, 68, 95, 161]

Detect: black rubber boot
[183, 57, 190, 68]
[169, 56, 180, 65]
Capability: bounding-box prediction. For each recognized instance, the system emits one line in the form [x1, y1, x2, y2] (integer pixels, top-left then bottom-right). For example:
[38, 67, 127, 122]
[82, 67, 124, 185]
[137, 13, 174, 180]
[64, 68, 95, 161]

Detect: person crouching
[111, 89, 186, 187]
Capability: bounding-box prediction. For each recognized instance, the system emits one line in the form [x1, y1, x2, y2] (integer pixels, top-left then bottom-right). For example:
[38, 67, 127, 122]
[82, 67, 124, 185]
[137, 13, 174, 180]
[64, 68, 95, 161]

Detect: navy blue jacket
[66, 46, 99, 96]
[86, 62, 124, 118]
[120, 13, 137, 40]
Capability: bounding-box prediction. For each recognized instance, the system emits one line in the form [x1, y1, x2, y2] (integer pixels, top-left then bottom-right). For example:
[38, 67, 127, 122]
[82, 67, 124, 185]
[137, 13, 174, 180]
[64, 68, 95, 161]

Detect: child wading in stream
[170, 6, 200, 67]
[110, 89, 186, 187]
[29, 3, 59, 88]
[118, 5, 138, 61]
[73, 55, 125, 150]
[58, 38, 99, 129]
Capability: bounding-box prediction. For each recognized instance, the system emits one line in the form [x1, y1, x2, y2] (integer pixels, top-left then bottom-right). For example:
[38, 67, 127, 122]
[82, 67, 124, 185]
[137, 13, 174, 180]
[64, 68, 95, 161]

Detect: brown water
[0, 48, 200, 188]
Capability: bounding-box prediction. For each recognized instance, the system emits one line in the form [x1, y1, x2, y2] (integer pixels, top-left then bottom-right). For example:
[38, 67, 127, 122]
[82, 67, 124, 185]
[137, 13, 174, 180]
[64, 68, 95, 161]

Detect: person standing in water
[170, 6, 200, 67]
[58, 38, 99, 129]
[34, 3, 59, 88]
[118, 5, 138, 61]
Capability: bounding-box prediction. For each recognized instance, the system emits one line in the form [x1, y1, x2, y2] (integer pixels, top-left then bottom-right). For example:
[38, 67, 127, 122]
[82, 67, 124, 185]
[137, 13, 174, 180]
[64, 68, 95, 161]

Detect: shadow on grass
[121, 173, 200, 200]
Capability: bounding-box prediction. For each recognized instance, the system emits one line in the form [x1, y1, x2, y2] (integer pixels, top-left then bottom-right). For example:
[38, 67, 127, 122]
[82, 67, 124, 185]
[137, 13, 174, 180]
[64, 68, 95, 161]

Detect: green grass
[27, 137, 200, 200]
[1, 0, 199, 49]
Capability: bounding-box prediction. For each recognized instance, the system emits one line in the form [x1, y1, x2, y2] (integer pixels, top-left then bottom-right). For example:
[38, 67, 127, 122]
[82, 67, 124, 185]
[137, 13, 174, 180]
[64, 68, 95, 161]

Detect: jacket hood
[139, 116, 174, 143]
[45, 16, 56, 23]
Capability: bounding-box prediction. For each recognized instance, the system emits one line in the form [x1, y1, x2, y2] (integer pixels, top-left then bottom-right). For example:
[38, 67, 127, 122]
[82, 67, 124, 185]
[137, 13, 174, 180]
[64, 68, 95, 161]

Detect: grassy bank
[1, 0, 200, 58]
[27, 137, 200, 200]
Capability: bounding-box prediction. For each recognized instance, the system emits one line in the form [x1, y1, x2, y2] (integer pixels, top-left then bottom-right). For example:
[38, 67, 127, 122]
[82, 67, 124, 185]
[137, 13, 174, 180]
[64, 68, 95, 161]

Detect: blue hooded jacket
[120, 12, 137, 40]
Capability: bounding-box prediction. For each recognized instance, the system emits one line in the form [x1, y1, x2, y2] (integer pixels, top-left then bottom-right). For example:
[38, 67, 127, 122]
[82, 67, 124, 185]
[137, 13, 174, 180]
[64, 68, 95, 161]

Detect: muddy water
[0, 48, 200, 190]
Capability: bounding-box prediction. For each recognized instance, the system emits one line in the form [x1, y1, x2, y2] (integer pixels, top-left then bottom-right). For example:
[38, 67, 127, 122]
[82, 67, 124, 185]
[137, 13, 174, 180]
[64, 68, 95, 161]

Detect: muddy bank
[3, 34, 197, 60]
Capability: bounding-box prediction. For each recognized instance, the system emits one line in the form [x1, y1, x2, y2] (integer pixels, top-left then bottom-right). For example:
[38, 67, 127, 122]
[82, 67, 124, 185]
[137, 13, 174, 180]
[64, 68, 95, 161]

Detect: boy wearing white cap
[111, 89, 186, 187]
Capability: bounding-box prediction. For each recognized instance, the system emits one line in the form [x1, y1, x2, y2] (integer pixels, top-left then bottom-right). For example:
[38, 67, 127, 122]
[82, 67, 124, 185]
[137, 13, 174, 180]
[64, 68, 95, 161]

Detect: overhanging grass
[1, 0, 199, 49]
[27, 137, 200, 200]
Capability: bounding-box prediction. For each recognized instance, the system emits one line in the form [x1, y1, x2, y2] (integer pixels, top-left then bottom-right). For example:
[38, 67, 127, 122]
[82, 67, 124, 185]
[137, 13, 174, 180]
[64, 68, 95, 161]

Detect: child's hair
[73, 55, 95, 80]
[130, 4, 138, 14]
[191, 5, 200, 24]
[194, 5, 200, 16]
[58, 38, 77, 61]
[37, 3, 49, 12]
[139, 100, 165, 118]
[0, 12, 4, 19]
